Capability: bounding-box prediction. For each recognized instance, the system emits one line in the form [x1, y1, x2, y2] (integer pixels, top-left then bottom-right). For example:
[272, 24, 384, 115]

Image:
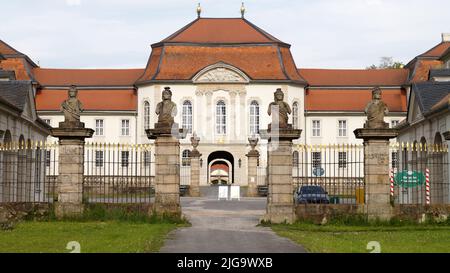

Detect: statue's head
[372, 87, 382, 100]
[274, 88, 284, 102]
[68, 85, 77, 98]
[162, 87, 172, 100]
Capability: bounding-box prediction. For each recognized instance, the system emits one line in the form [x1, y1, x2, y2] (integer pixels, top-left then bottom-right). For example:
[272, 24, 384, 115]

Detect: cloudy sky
[2, 0, 449, 69]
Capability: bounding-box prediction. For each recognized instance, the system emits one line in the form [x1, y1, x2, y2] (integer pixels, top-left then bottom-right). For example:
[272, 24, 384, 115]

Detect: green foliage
[0, 221, 178, 253]
[367, 56, 405, 69]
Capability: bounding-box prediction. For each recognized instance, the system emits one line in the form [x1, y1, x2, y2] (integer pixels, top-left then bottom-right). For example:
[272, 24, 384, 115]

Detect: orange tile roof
[419, 42, 450, 57]
[161, 18, 283, 44]
[138, 45, 305, 82]
[305, 89, 407, 112]
[34, 68, 144, 86]
[35, 89, 137, 111]
[0, 58, 33, 81]
[409, 59, 443, 83]
[299, 68, 409, 86]
[0, 39, 21, 55]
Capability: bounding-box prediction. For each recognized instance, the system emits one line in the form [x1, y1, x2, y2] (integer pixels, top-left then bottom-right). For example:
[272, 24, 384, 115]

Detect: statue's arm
[172, 103, 178, 117]
[384, 103, 389, 115]
[78, 101, 84, 112]
[267, 103, 273, 115]
[286, 102, 292, 114]
[155, 102, 161, 115]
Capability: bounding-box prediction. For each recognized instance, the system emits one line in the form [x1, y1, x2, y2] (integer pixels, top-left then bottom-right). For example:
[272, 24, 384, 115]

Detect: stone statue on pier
[60, 85, 84, 128]
[155, 87, 178, 129]
[364, 87, 389, 129]
[268, 88, 292, 130]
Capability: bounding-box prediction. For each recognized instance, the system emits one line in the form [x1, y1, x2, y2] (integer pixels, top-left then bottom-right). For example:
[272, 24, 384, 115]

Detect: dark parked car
[296, 185, 330, 204]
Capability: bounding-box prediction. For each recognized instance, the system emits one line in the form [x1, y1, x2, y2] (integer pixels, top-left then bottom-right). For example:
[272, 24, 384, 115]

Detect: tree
[367, 57, 404, 69]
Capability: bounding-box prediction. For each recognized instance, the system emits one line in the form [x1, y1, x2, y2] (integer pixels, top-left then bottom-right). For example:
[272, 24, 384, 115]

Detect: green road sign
[394, 170, 426, 188]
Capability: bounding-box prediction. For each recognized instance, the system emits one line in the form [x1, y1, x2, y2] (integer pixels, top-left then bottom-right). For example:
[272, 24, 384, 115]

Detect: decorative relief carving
[197, 67, 245, 83]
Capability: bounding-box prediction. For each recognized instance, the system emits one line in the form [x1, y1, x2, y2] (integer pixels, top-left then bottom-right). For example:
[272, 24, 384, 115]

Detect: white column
[230, 91, 237, 141]
[238, 91, 247, 141]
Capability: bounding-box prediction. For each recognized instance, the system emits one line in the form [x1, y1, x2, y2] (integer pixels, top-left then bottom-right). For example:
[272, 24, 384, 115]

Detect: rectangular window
[312, 120, 321, 137]
[312, 152, 322, 169]
[338, 120, 347, 137]
[121, 151, 129, 167]
[43, 119, 51, 126]
[338, 152, 347, 168]
[143, 151, 151, 167]
[95, 151, 104, 167]
[45, 150, 51, 167]
[391, 151, 399, 169]
[95, 119, 104, 136]
[391, 120, 399, 128]
[121, 119, 130, 136]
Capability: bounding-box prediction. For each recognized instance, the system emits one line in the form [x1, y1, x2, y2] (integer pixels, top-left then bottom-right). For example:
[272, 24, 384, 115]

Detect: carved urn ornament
[364, 87, 389, 129]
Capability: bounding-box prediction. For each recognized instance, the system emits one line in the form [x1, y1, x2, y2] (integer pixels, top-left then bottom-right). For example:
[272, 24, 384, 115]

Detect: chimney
[442, 33, 450, 42]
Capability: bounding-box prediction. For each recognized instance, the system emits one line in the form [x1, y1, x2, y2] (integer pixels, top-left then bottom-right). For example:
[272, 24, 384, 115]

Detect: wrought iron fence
[390, 142, 449, 205]
[0, 141, 57, 203]
[293, 144, 365, 204]
[83, 143, 154, 204]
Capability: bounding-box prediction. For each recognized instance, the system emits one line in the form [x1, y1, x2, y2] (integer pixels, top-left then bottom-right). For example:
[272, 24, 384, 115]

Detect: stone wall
[0, 203, 51, 229]
[295, 204, 450, 223]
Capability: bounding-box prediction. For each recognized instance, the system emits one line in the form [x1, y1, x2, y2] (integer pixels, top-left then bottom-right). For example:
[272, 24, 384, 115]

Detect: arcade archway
[207, 151, 234, 185]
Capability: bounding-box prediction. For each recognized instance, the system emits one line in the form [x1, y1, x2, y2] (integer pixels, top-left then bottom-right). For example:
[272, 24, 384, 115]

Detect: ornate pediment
[193, 63, 250, 84]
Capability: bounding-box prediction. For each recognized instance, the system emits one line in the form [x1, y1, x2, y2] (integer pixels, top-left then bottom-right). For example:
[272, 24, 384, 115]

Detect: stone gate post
[354, 87, 398, 220]
[189, 133, 201, 197]
[147, 87, 186, 216]
[246, 136, 260, 197]
[260, 88, 301, 224]
[51, 86, 93, 218]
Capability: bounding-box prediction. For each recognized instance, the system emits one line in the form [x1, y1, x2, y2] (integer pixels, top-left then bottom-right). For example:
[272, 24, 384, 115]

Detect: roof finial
[197, 3, 202, 18]
[240, 2, 246, 18]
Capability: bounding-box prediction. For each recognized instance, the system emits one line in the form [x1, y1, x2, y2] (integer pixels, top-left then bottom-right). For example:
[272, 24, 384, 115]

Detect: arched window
[182, 101, 193, 134]
[182, 149, 191, 166]
[292, 151, 299, 166]
[292, 102, 299, 129]
[143, 101, 150, 130]
[216, 100, 226, 135]
[249, 101, 260, 135]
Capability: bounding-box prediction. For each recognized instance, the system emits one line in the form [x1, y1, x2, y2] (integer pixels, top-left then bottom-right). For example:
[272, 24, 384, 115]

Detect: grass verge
[271, 221, 450, 253]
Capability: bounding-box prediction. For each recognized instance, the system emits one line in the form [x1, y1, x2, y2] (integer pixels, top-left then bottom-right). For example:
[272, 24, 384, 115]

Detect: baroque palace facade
[1, 16, 449, 186]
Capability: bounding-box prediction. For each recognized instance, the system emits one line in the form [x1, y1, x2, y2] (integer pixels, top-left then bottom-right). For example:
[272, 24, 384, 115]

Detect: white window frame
[95, 150, 104, 167]
[182, 149, 191, 167]
[182, 100, 193, 134]
[312, 120, 321, 137]
[338, 120, 347, 137]
[121, 151, 129, 168]
[121, 119, 130, 136]
[43, 119, 51, 126]
[312, 152, 322, 169]
[143, 101, 151, 131]
[249, 100, 260, 135]
[338, 152, 347, 168]
[95, 119, 104, 136]
[216, 100, 227, 135]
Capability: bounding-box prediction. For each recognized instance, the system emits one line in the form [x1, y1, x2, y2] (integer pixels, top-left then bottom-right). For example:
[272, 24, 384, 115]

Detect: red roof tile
[36, 89, 137, 111]
[139, 45, 306, 82]
[409, 60, 442, 83]
[299, 68, 409, 86]
[34, 68, 144, 86]
[0, 39, 22, 55]
[419, 42, 450, 57]
[305, 89, 407, 112]
[161, 18, 283, 44]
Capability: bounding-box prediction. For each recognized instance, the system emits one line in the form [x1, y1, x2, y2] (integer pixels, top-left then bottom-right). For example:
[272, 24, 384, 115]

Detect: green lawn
[0, 221, 179, 253]
[272, 223, 450, 253]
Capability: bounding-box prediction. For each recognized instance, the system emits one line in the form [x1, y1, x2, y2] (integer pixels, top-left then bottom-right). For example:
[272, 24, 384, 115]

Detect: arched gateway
[207, 151, 234, 185]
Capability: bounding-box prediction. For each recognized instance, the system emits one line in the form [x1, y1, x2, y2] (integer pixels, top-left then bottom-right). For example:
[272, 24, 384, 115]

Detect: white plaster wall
[39, 113, 137, 145]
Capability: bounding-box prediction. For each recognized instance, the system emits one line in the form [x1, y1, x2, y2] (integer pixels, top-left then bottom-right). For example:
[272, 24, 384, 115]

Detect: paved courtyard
[160, 187, 306, 253]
